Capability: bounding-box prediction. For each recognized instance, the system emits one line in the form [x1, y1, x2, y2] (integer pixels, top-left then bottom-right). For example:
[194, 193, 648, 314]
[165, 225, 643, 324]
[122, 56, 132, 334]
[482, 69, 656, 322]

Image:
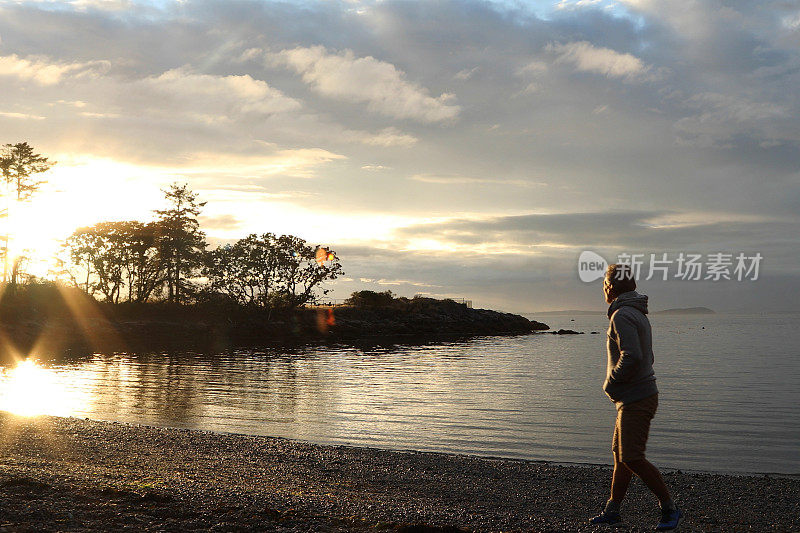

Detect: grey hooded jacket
[604, 291, 658, 406]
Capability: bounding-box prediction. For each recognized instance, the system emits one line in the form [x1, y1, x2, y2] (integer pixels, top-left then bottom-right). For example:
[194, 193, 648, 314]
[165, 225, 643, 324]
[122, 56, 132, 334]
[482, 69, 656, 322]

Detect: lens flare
[315, 246, 336, 266]
[0, 359, 89, 417]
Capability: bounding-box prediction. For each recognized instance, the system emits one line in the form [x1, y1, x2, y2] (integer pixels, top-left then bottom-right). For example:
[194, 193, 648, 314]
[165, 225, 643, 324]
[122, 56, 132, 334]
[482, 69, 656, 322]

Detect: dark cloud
[394, 211, 800, 255]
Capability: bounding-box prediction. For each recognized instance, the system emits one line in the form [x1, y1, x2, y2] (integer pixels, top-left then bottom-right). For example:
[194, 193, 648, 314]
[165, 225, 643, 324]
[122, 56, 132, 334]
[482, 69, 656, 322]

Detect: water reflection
[1, 316, 799, 475]
[0, 359, 92, 417]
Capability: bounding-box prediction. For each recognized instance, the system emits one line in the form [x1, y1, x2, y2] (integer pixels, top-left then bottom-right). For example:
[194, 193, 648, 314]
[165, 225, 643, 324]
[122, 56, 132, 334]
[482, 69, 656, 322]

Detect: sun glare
[0, 153, 484, 277]
[0, 156, 168, 278]
[0, 359, 89, 417]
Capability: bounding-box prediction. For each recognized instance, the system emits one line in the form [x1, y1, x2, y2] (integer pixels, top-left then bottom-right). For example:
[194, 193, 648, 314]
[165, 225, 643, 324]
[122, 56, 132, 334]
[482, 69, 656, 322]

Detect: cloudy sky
[1, 0, 798, 312]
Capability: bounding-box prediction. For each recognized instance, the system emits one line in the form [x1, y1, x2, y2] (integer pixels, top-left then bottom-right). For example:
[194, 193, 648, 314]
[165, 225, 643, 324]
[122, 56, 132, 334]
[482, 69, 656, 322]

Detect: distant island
[652, 307, 715, 315]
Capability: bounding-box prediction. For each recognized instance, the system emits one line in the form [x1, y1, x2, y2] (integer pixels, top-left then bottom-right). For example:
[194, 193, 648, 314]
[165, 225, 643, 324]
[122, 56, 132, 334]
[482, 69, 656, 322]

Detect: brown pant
[612, 393, 658, 463]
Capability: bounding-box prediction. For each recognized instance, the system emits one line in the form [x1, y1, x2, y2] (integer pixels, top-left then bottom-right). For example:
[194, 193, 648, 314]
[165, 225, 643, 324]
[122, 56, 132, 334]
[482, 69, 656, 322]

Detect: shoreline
[149, 423, 800, 481]
[0, 413, 797, 532]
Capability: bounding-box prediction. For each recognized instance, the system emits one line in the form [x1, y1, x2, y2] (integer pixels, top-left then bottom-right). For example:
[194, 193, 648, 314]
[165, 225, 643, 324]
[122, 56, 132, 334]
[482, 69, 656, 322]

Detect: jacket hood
[608, 290, 649, 317]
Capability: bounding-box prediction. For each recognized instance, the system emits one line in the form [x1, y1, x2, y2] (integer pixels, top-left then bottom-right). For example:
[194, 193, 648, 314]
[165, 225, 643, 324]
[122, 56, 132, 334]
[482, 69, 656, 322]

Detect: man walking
[589, 264, 683, 530]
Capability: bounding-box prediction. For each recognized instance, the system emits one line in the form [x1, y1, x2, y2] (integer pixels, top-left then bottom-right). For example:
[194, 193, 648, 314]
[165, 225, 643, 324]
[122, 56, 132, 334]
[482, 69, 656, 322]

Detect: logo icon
[578, 250, 608, 283]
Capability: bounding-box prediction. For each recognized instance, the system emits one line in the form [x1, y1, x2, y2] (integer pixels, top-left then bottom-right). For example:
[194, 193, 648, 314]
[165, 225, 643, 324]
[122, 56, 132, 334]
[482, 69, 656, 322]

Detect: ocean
[1, 312, 798, 475]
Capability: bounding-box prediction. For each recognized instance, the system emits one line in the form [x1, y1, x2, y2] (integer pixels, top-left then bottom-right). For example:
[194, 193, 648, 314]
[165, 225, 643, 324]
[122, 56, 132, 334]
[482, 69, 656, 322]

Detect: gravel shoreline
[0, 413, 797, 532]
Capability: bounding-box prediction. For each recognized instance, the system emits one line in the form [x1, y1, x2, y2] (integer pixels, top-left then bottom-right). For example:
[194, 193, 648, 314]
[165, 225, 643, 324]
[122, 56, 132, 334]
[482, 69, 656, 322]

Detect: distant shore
[0, 413, 797, 532]
[651, 307, 715, 315]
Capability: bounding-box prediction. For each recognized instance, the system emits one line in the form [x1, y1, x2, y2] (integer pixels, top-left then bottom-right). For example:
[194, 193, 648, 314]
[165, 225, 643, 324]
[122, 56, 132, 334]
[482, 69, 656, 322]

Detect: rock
[528, 320, 550, 331]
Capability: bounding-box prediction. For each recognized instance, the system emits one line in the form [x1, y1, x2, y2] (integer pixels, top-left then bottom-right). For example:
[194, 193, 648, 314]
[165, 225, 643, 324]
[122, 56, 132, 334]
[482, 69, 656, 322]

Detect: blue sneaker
[589, 509, 622, 526]
[655, 507, 683, 531]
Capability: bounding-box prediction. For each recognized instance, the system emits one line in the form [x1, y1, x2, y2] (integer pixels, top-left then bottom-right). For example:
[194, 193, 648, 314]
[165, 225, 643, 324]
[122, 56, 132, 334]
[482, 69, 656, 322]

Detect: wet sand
[0, 412, 797, 532]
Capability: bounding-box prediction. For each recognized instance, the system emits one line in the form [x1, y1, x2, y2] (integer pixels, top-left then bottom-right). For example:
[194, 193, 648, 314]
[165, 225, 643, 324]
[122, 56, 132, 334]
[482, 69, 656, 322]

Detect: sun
[0, 156, 168, 278]
[0, 359, 90, 417]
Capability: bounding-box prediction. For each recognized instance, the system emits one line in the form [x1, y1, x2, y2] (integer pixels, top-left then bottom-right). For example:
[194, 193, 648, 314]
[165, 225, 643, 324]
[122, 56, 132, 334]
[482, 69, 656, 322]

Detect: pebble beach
[0, 412, 797, 532]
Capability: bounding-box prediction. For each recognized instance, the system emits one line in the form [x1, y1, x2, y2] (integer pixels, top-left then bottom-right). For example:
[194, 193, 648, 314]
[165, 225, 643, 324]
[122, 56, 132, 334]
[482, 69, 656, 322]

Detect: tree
[65, 223, 126, 302]
[123, 221, 164, 303]
[275, 235, 343, 308]
[63, 221, 164, 303]
[203, 233, 343, 309]
[345, 290, 396, 307]
[203, 233, 282, 307]
[154, 183, 206, 304]
[0, 142, 54, 286]
[1, 142, 52, 201]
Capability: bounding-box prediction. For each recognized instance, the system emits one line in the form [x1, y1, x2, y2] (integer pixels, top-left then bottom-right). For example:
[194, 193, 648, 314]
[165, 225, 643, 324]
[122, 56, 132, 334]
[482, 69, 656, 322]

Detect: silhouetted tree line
[345, 290, 398, 307]
[62, 183, 343, 309]
[2, 142, 343, 310]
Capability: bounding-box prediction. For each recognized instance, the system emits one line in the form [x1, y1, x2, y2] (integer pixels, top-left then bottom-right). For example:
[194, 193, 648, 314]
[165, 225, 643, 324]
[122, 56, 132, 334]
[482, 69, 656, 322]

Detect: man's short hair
[605, 263, 637, 294]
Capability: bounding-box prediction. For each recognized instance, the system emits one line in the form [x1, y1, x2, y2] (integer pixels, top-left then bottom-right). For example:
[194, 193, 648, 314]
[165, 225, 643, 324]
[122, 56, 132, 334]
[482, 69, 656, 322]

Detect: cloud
[0, 53, 109, 85]
[71, 0, 132, 10]
[555, 0, 604, 11]
[344, 127, 418, 147]
[783, 12, 800, 30]
[687, 92, 786, 122]
[410, 174, 545, 188]
[268, 45, 461, 123]
[198, 188, 315, 203]
[514, 60, 548, 95]
[454, 67, 479, 80]
[673, 92, 791, 147]
[0, 111, 46, 120]
[516, 61, 548, 76]
[614, 0, 732, 41]
[24, 0, 134, 9]
[198, 214, 242, 231]
[1, 0, 799, 312]
[546, 41, 652, 81]
[136, 67, 302, 121]
[372, 278, 440, 288]
[392, 210, 798, 256]
[172, 148, 346, 178]
[79, 111, 120, 118]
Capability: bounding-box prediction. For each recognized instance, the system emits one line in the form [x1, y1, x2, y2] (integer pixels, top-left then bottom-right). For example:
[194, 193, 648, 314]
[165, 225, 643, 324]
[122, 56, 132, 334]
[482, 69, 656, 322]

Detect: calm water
[1, 313, 798, 475]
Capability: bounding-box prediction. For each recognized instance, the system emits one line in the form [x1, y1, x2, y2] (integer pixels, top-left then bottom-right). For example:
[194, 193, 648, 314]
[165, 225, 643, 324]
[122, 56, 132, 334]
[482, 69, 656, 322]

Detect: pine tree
[0, 142, 54, 286]
[154, 183, 206, 303]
